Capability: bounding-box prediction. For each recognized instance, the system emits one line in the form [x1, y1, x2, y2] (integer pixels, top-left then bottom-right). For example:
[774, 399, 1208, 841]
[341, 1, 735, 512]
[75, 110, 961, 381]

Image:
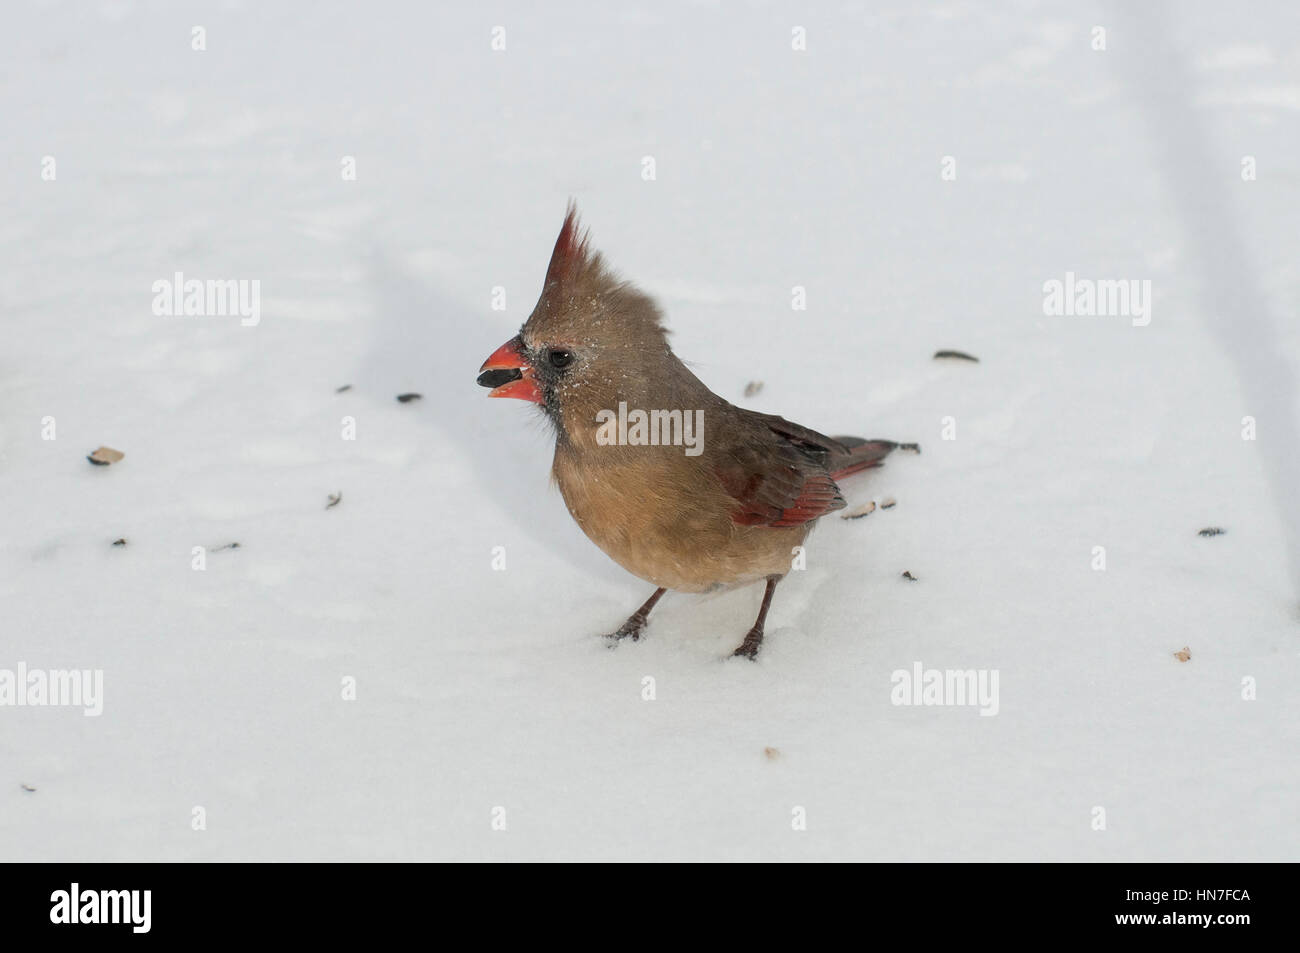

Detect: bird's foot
[731, 628, 764, 660]
[604, 614, 648, 646]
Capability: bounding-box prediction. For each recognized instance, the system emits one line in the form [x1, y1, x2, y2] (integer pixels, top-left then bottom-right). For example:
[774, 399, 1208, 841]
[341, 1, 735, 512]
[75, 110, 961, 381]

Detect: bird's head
[477, 203, 673, 431]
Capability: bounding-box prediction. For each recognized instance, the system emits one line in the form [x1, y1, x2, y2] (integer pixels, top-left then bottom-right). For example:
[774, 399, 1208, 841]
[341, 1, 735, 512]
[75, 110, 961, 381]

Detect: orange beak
[477, 335, 544, 403]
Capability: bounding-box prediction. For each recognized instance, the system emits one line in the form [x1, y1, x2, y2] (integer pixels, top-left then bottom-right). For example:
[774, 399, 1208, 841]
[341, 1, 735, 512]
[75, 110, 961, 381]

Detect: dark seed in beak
[477, 367, 522, 389]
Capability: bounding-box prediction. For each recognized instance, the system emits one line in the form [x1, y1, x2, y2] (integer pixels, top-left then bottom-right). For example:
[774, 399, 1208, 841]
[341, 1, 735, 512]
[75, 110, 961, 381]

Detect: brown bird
[478, 204, 902, 658]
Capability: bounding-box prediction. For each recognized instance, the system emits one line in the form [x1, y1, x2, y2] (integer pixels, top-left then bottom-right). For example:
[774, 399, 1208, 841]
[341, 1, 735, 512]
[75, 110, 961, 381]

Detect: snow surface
[2, 0, 1298, 861]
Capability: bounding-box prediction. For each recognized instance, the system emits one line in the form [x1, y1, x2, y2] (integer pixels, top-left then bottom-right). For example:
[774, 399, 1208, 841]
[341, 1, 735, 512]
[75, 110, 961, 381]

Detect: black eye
[547, 348, 574, 370]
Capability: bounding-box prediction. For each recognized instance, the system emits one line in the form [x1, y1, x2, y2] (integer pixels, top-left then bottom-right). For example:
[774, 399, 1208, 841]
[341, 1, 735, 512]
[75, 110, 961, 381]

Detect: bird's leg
[605, 587, 667, 643]
[732, 575, 781, 660]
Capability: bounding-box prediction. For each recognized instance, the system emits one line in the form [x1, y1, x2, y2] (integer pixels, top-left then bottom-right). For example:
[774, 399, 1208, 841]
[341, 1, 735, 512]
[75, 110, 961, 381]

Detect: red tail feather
[828, 438, 898, 480]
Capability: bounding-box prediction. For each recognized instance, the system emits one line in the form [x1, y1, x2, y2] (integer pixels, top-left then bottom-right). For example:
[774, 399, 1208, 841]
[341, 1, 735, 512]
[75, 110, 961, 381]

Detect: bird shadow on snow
[354, 247, 602, 579]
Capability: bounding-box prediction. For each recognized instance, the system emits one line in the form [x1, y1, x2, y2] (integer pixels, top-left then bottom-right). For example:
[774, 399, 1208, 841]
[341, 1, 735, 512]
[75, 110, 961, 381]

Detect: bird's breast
[551, 444, 805, 592]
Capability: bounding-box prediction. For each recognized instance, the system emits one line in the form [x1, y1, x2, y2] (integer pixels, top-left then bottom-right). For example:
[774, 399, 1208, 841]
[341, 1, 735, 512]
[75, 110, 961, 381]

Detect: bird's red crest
[543, 201, 593, 289]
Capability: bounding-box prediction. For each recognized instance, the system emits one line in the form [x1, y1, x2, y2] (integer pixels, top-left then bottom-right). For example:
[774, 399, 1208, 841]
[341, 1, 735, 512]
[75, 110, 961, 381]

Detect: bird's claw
[604, 617, 647, 646]
[730, 631, 763, 660]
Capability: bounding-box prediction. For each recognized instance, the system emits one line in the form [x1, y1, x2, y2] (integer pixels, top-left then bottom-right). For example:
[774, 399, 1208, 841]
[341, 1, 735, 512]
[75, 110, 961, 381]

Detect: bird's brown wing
[713, 412, 849, 527]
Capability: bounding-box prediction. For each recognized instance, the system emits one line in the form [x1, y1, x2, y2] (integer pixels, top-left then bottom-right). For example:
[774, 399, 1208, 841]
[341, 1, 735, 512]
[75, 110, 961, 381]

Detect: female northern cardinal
[478, 204, 901, 658]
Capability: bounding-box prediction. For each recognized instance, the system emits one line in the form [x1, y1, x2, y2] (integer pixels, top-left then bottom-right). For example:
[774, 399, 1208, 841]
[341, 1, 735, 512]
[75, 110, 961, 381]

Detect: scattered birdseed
[1174, 646, 1191, 662]
[87, 446, 124, 466]
[335, 384, 352, 393]
[933, 349, 979, 362]
[112, 538, 127, 547]
[396, 393, 422, 403]
[902, 570, 918, 581]
[744, 381, 764, 398]
[326, 492, 342, 510]
[880, 498, 897, 510]
[842, 501, 877, 520]
[763, 746, 781, 761]
[1198, 527, 1225, 537]
[20, 784, 36, 793]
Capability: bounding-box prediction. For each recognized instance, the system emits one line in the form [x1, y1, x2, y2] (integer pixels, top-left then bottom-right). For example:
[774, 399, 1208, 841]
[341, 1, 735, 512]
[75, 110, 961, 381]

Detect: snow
[2, 0, 1297, 861]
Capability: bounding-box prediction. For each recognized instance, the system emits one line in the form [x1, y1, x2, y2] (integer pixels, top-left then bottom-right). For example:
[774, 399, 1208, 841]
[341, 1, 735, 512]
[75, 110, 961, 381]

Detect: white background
[2, 0, 1298, 860]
